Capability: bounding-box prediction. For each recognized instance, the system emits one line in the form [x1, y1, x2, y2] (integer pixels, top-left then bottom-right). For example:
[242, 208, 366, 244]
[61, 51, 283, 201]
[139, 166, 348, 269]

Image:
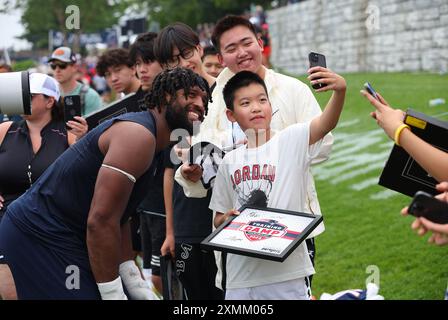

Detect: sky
[0, 9, 32, 51]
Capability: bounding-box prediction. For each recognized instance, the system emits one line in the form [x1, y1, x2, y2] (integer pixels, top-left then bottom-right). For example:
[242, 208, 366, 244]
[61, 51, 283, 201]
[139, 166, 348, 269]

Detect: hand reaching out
[360, 90, 406, 140]
[401, 182, 448, 246]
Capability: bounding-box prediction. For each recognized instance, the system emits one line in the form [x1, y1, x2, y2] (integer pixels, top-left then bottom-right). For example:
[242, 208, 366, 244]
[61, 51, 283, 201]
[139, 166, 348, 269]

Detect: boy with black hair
[210, 69, 346, 300]
[202, 46, 223, 78]
[129, 32, 163, 98]
[96, 48, 140, 96]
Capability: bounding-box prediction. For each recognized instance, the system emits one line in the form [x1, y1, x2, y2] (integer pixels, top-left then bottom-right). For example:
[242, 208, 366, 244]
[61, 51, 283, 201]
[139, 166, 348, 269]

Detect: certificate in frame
[201, 205, 323, 262]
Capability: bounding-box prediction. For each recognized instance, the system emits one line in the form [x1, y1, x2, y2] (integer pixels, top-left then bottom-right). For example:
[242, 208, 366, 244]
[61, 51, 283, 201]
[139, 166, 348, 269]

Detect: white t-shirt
[209, 122, 322, 289]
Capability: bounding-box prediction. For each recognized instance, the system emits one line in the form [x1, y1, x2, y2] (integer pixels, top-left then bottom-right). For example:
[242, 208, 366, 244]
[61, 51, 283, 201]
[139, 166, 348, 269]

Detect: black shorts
[175, 242, 223, 300]
[0, 213, 100, 299]
[140, 213, 166, 275]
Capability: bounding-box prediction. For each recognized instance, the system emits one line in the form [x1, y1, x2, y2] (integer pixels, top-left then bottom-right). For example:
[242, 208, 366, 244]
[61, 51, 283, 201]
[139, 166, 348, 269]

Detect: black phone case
[63, 95, 82, 127]
[308, 52, 327, 89]
[408, 191, 448, 224]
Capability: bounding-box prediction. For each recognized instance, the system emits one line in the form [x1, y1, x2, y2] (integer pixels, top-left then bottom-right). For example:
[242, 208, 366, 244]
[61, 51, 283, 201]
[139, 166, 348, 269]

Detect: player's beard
[165, 100, 194, 136]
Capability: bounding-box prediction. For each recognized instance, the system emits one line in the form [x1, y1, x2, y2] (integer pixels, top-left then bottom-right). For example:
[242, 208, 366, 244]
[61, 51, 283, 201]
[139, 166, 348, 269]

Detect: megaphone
[0, 71, 31, 115]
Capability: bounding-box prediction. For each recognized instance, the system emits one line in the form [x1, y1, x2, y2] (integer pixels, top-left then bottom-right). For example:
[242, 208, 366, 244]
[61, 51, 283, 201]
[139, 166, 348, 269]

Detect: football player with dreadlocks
[0, 67, 210, 300]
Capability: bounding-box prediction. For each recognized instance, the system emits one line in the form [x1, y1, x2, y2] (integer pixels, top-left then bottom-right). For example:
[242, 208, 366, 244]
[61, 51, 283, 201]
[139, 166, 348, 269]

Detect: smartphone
[408, 191, 448, 224]
[63, 95, 82, 129]
[308, 52, 327, 90]
[364, 82, 380, 101]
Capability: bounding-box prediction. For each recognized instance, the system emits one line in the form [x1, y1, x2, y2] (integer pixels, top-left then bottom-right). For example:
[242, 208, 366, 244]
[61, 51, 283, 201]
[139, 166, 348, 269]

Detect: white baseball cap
[29, 73, 61, 101]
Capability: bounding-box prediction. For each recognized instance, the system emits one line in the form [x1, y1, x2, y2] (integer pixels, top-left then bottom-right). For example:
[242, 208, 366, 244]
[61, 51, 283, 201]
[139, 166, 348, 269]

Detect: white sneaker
[142, 268, 152, 280]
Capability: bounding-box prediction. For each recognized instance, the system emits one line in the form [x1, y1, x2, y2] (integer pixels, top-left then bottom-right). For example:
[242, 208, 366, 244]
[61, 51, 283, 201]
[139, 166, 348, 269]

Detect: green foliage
[3, 0, 127, 49]
[294, 72, 448, 300]
[3, 0, 273, 49]
[143, 0, 272, 28]
[11, 59, 36, 71]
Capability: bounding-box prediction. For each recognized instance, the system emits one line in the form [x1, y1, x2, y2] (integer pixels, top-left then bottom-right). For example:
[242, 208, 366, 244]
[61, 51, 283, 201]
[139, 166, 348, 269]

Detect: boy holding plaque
[209, 69, 346, 300]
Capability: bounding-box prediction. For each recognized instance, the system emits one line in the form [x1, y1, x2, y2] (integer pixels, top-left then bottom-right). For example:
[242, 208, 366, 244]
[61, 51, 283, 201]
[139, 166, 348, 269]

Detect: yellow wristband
[394, 124, 410, 146]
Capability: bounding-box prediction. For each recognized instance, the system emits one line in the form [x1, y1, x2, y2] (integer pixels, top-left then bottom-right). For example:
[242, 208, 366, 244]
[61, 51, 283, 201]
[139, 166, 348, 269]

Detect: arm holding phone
[64, 95, 88, 143]
[67, 116, 88, 144]
[361, 89, 448, 182]
[402, 182, 448, 246]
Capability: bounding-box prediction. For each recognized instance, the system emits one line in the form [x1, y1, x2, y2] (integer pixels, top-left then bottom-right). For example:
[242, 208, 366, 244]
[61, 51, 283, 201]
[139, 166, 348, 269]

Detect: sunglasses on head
[50, 63, 69, 70]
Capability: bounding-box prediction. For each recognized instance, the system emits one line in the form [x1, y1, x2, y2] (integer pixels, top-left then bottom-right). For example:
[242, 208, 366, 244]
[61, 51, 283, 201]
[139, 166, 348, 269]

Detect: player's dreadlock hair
[145, 67, 212, 114]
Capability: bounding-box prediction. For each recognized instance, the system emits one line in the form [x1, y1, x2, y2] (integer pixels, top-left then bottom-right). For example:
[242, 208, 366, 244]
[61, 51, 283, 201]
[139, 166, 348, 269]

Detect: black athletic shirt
[137, 148, 170, 216]
[6, 111, 158, 252]
[0, 120, 69, 218]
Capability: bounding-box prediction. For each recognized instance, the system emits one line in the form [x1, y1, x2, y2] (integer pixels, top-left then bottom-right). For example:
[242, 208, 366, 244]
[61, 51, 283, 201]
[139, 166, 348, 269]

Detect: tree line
[1, 0, 272, 50]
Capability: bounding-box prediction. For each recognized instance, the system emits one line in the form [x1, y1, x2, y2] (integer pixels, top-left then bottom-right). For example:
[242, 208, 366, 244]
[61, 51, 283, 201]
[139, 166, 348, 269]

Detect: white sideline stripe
[331, 129, 385, 152]
[379, 141, 394, 149]
[350, 177, 379, 191]
[316, 148, 389, 170]
[432, 111, 448, 118]
[337, 119, 360, 128]
[318, 137, 386, 169]
[315, 152, 389, 180]
[331, 162, 385, 184]
[313, 126, 402, 199]
[370, 189, 399, 200]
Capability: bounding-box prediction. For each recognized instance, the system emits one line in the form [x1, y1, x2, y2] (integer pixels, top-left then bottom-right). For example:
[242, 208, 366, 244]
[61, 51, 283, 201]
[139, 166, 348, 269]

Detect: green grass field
[295, 72, 448, 300]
